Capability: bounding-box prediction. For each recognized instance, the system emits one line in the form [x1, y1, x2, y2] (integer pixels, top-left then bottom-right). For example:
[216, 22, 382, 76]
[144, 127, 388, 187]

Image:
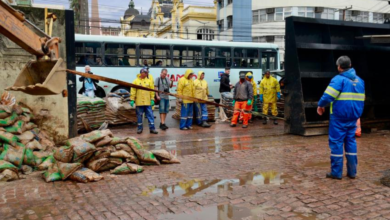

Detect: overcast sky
[35, 0, 215, 22]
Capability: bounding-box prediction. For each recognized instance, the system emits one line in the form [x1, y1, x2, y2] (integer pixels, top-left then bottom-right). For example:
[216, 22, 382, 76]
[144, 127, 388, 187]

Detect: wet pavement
[1, 113, 390, 220]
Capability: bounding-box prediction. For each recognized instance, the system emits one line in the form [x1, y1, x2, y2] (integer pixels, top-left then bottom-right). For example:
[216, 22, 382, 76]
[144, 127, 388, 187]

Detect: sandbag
[16, 131, 34, 145]
[25, 122, 37, 130]
[43, 163, 62, 182]
[64, 137, 85, 147]
[0, 110, 9, 119]
[0, 105, 12, 119]
[86, 158, 109, 172]
[12, 105, 23, 115]
[127, 138, 144, 158]
[110, 163, 143, 175]
[0, 112, 18, 127]
[82, 129, 113, 143]
[161, 158, 181, 164]
[0, 131, 19, 146]
[69, 168, 104, 183]
[72, 142, 96, 163]
[19, 113, 32, 123]
[33, 151, 52, 165]
[57, 161, 82, 180]
[0, 169, 19, 182]
[4, 120, 25, 135]
[0, 143, 26, 168]
[87, 150, 110, 163]
[23, 148, 36, 167]
[37, 155, 55, 171]
[110, 137, 127, 145]
[115, 144, 133, 153]
[40, 138, 55, 152]
[21, 165, 33, 175]
[138, 150, 160, 166]
[26, 139, 45, 151]
[53, 146, 74, 163]
[110, 150, 133, 159]
[95, 136, 112, 147]
[126, 157, 140, 165]
[0, 160, 18, 173]
[96, 158, 123, 172]
[151, 149, 181, 164]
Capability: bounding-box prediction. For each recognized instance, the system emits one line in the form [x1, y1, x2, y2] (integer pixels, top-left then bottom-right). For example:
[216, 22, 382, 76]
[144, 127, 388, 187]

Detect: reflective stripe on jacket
[318, 68, 365, 120]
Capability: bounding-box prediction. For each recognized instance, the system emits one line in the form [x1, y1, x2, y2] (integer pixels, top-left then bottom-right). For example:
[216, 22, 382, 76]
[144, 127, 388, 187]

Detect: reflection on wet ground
[141, 171, 287, 198]
[158, 204, 317, 220]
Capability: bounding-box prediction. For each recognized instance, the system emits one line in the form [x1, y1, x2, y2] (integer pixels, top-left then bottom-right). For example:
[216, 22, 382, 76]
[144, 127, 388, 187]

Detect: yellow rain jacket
[246, 72, 257, 96]
[130, 74, 155, 106]
[194, 71, 209, 101]
[177, 69, 195, 104]
[259, 76, 280, 103]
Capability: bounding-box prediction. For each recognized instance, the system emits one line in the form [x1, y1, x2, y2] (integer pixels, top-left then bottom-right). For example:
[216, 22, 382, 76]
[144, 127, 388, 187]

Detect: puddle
[158, 204, 317, 220]
[141, 171, 287, 198]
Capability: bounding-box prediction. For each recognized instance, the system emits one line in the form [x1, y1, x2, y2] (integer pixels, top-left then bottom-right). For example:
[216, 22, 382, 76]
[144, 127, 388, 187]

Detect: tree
[69, 0, 80, 33]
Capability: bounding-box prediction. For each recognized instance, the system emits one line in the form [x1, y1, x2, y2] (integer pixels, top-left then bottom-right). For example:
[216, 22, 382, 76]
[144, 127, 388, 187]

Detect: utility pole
[335, 5, 353, 21]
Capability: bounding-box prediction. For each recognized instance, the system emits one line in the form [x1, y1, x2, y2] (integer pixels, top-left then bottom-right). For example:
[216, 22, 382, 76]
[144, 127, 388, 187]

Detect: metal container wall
[284, 17, 390, 136]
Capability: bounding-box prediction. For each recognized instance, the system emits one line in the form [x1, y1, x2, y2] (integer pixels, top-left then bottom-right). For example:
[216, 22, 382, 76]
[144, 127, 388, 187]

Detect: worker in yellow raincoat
[259, 70, 281, 125]
[177, 69, 195, 130]
[130, 69, 158, 134]
[240, 72, 257, 123]
[194, 71, 211, 128]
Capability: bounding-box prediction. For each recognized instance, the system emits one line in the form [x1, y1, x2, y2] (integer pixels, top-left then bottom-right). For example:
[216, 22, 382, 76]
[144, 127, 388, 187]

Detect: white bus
[75, 34, 280, 101]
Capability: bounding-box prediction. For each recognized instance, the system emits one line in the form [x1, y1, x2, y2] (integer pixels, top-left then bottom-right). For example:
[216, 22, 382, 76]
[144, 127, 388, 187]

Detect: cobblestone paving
[1, 130, 390, 220]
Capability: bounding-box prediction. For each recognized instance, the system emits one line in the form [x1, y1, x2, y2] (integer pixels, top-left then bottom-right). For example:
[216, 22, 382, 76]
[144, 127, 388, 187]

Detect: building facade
[120, 0, 151, 38]
[90, 0, 101, 35]
[148, 0, 218, 40]
[218, 0, 390, 62]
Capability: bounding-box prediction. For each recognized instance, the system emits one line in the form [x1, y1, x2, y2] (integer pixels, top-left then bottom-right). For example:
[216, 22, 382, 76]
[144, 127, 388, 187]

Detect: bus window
[76, 42, 102, 66]
[140, 44, 154, 67]
[124, 45, 136, 66]
[233, 48, 245, 68]
[262, 52, 278, 72]
[205, 47, 231, 68]
[105, 44, 136, 67]
[247, 49, 260, 68]
[173, 46, 202, 68]
[155, 45, 171, 67]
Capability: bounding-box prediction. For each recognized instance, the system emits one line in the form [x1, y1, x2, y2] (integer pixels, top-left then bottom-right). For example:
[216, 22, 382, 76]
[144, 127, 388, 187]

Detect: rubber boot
[201, 121, 211, 128]
[263, 118, 267, 125]
[274, 119, 278, 125]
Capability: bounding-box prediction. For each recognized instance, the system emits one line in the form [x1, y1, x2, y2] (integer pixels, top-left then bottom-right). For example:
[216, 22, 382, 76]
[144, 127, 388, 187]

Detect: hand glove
[277, 92, 281, 100]
[247, 99, 252, 106]
[254, 95, 258, 100]
[232, 100, 236, 106]
[259, 95, 263, 103]
[151, 100, 155, 106]
[130, 101, 135, 107]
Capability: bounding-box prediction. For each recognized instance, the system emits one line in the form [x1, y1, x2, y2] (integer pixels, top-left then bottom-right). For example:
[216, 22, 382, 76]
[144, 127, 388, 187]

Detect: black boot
[163, 124, 169, 129]
[263, 118, 267, 125]
[326, 173, 342, 180]
[159, 123, 166, 130]
[201, 121, 211, 128]
[274, 119, 278, 125]
[137, 129, 143, 134]
[150, 130, 158, 134]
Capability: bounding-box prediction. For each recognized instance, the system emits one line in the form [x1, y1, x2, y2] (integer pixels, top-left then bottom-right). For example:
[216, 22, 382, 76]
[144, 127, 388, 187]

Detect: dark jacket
[78, 73, 99, 95]
[219, 73, 231, 93]
[234, 80, 254, 101]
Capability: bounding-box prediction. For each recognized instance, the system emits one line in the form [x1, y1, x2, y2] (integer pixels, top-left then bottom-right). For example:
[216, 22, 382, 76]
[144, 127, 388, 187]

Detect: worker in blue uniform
[317, 56, 365, 180]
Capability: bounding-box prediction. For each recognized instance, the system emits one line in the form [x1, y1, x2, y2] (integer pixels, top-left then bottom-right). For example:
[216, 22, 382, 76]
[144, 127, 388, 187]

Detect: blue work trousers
[329, 118, 358, 178]
[194, 103, 208, 125]
[180, 103, 193, 129]
[136, 106, 155, 131]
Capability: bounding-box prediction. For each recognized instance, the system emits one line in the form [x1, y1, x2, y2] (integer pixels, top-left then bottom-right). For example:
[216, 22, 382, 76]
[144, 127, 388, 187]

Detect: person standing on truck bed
[317, 56, 365, 180]
[79, 65, 99, 98]
[130, 69, 158, 135]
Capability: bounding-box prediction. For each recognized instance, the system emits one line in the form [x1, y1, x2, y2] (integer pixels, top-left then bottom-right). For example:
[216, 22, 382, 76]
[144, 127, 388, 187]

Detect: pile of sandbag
[41, 129, 180, 183]
[172, 99, 182, 120]
[77, 95, 106, 131]
[221, 92, 234, 118]
[0, 104, 56, 181]
[105, 90, 137, 125]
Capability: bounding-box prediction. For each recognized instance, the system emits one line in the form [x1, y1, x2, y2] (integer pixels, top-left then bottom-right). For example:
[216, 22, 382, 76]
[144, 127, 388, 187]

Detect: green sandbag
[0, 160, 18, 173]
[23, 148, 36, 167]
[110, 137, 127, 145]
[5, 120, 25, 135]
[0, 112, 17, 127]
[37, 155, 55, 171]
[0, 110, 9, 119]
[110, 163, 143, 175]
[138, 150, 160, 166]
[0, 131, 19, 147]
[57, 161, 82, 180]
[69, 168, 104, 183]
[0, 143, 26, 168]
[81, 129, 113, 143]
[33, 151, 52, 165]
[126, 137, 144, 157]
[43, 163, 62, 182]
[72, 142, 96, 163]
[53, 146, 74, 163]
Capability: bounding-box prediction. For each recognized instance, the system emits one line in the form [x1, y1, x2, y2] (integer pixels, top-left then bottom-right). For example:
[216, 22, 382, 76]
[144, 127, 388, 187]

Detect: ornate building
[120, 0, 151, 37]
[149, 0, 218, 40]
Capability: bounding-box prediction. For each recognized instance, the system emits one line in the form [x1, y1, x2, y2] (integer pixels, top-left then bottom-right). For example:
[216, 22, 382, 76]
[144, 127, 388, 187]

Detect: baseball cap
[140, 69, 147, 73]
[239, 73, 246, 79]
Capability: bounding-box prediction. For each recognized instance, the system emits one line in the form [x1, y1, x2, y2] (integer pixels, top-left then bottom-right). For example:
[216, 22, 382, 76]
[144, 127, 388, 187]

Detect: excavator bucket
[6, 58, 66, 96]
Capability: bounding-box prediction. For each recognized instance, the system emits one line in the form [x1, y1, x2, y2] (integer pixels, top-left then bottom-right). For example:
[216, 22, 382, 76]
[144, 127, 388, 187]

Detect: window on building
[205, 47, 231, 68]
[316, 8, 335, 20]
[260, 9, 267, 22]
[197, 29, 215, 41]
[227, 16, 233, 29]
[227, 0, 233, 5]
[253, 10, 259, 24]
[284, 7, 292, 18]
[275, 8, 283, 21]
[298, 7, 315, 18]
[340, 10, 352, 21]
[373, 13, 384, 24]
[275, 35, 285, 42]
